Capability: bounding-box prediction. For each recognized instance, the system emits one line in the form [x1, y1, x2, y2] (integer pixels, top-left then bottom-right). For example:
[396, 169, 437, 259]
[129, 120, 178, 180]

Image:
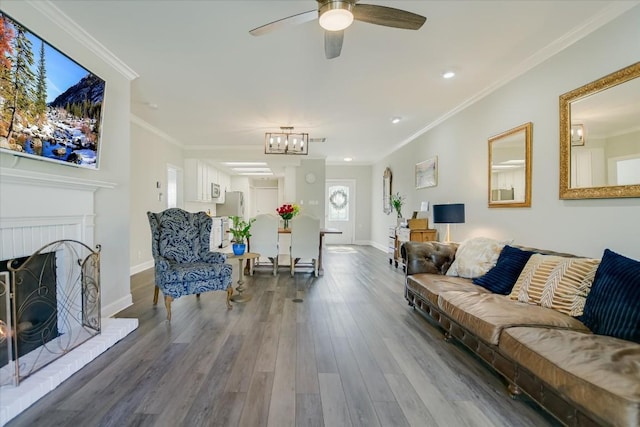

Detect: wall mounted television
[0, 11, 106, 170]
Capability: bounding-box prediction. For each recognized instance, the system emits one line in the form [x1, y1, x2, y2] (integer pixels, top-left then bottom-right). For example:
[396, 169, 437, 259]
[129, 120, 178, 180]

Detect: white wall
[372, 7, 640, 260]
[130, 120, 184, 273]
[296, 159, 326, 224]
[0, 2, 135, 316]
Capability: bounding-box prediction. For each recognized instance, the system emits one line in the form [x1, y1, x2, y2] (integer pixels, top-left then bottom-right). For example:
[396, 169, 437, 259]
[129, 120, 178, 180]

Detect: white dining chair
[289, 214, 320, 277]
[249, 214, 279, 275]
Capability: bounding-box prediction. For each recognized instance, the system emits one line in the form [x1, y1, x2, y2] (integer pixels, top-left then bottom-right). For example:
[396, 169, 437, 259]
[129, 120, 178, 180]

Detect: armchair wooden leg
[164, 295, 173, 321]
[196, 293, 201, 298]
[290, 258, 295, 277]
[226, 286, 233, 310]
[153, 286, 160, 305]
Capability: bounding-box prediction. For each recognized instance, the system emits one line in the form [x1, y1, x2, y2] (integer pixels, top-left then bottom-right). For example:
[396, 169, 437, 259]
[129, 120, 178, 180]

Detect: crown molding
[26, 0, 139, 81]
[386, 1, 640, 158]
[130, 114, 184, 147]
[183, 144, 257, 151]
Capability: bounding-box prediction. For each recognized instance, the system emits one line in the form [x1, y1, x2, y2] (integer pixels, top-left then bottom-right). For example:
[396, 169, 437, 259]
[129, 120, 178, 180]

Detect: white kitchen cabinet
[185, 159, 213, 202]
[216, 170, 230, 204]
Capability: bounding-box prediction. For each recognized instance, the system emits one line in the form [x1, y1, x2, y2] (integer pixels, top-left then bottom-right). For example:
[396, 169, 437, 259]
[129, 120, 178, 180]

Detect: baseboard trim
[130, 260, 153, 276]
[370, 241, 387, 252]
[102, 294, 133, 318]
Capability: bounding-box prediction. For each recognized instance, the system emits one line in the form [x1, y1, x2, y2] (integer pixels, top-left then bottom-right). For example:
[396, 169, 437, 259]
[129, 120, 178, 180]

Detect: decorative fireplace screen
[0, 240, 101, 386]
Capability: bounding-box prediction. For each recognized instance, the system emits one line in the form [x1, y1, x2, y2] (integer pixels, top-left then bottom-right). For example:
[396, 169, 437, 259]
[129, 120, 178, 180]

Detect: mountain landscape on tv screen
[0, 13, 105, 169]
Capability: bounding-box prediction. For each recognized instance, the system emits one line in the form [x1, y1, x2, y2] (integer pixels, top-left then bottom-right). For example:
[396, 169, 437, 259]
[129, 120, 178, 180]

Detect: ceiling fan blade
[325, 30, 344, 59]
[353, 4, 426, 30]
[249, 9, 318, 36]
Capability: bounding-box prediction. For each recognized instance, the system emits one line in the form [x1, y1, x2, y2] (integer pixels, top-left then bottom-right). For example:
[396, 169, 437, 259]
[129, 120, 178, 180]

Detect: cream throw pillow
[446, 237, 506, 279]
[509, 254, 600, 316]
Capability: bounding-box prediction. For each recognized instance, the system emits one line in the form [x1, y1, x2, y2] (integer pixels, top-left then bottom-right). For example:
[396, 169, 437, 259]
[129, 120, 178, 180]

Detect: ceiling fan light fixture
[319, 2, 354, 31]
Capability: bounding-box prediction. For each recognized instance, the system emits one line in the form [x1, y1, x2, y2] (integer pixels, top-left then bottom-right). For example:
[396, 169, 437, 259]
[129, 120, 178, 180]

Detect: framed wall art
[416, 157, 437, 189]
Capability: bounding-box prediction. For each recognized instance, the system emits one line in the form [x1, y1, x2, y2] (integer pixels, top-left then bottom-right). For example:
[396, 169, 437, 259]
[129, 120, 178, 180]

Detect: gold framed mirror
[559, 62, 640, 199]
[383, 167, 392, 214]
[488, 122, 532, 208]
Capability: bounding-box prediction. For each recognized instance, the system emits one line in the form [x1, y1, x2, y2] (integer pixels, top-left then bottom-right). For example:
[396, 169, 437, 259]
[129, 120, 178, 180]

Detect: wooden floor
[7, 245, 559, 427]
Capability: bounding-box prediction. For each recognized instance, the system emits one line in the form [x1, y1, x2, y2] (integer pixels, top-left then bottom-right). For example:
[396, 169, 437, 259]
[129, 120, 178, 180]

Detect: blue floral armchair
[147, 208, 233, 320]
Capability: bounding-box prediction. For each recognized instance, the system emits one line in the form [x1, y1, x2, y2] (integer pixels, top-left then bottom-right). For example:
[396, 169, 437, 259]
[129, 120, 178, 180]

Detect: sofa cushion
[509, 254, 600, 316]
[446, 237, 506, 278]
[581, 249, 640, 343]
[500, 327, 640, 427]
[407, 274, 489, 305]
[473, 245, 535, 294]
[437, 291, 590, 345]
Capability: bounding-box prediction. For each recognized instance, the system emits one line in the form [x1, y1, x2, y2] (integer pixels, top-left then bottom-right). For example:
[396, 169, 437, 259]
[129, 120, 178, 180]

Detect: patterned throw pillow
[581, 249, 640, 343]
[446, 237, 506, 279]
[509, 254, 600, 316]
[473, 245, 535, 294]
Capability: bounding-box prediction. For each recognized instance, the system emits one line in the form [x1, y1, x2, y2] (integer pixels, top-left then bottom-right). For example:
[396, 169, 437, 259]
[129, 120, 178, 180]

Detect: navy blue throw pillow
[581, 249, 640, 343]
[472, 245, 535, 294]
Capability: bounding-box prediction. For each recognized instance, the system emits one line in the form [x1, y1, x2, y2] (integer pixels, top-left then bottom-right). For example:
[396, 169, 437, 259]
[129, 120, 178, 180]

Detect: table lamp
[433, 203, 465, 242]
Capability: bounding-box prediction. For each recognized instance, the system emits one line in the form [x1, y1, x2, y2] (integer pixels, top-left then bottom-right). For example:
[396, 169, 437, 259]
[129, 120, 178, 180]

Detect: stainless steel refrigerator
[216, 191, 245, 217]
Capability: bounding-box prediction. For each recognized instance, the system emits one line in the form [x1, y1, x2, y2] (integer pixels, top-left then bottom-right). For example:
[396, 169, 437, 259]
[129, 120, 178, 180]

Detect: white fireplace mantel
[0, 167, 117, 191]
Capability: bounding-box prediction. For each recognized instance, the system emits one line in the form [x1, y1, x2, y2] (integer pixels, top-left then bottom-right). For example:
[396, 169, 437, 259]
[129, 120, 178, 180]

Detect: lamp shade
[433, 203, 465, 224]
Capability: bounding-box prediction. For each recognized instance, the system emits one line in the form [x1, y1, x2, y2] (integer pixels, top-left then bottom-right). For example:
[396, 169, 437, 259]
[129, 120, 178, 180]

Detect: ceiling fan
[249, 1, 426, 59]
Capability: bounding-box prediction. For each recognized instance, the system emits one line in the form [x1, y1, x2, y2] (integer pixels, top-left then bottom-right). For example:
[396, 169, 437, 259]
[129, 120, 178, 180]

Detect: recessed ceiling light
[344, 157, 353, 162]
[231, 167, 272, 172]
[238, 172, 274, 176]
[223, 162, 268, 166]
[391, 117, 401, 124]
[442, 71, 455, 79]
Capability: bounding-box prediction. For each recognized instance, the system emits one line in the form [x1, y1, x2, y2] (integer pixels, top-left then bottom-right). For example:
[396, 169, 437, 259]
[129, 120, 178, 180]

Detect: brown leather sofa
[402, 241, 640, 427]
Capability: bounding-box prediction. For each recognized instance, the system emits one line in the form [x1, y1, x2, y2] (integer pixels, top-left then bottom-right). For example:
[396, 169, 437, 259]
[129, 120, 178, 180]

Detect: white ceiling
[48, 1, 637, 175]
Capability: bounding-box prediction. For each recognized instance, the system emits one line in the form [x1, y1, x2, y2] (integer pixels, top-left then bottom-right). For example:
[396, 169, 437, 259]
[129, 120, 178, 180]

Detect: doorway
[252, 187, 279, 217]
[325, 179, 355, 245]
[167, 164, 183, 209]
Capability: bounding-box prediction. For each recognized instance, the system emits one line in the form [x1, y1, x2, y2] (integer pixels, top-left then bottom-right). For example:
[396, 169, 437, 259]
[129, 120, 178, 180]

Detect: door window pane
[328, 185, 349, 221]
[167, 167, 177, 208]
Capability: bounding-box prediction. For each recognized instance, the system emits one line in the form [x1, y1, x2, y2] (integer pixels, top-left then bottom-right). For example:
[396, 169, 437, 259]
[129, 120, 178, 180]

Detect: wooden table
[228, 252, 259, 302]
[278, 227, 342, 275]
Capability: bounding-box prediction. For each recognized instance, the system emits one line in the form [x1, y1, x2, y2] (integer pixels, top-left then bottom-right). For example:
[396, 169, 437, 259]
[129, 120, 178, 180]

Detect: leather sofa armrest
[401, 241, 459, 275]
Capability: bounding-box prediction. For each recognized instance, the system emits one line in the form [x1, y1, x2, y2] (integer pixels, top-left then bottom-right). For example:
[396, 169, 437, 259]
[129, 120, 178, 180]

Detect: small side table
[229, 252, 260, 303]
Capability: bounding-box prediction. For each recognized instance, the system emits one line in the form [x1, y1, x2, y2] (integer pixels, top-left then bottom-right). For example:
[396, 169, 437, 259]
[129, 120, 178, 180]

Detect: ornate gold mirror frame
[383, 167, 392, 214]
[559, 62, 640, 199]
[488, 122, 532, 208]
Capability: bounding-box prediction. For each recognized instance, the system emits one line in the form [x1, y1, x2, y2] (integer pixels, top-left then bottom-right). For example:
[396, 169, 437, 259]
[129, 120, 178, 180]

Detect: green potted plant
[229, 216, 255, 255]
[390, 192, 405, 219]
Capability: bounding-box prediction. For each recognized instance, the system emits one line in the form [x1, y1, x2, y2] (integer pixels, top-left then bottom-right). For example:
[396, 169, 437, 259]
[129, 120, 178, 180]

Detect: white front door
[252, 187, 279, 217]
[325, 179, 355, 245]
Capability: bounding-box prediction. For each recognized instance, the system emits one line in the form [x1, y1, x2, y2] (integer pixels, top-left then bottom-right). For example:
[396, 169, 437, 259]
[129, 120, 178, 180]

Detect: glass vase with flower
[276, 203, 300, 229]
